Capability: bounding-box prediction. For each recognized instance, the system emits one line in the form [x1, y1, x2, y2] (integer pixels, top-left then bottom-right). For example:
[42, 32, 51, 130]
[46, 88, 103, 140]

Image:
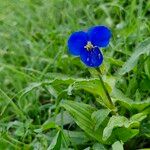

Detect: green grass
[0, 0, 150, 149]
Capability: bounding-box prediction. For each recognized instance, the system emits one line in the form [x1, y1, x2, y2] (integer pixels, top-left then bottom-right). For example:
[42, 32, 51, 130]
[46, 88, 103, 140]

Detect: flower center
[84, 41, 94, 51]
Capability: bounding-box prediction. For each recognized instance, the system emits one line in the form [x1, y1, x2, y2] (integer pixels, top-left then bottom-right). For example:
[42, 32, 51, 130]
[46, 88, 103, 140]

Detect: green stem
[95, 68, 116, 111]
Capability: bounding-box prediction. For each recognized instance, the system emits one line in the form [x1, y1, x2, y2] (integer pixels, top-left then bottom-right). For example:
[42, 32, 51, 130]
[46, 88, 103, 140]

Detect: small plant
[59, 26, 150, 149]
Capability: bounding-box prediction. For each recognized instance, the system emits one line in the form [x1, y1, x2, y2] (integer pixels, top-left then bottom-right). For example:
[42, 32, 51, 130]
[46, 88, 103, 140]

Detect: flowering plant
[59, 25, 150, 149]
[67, 25, 115, 111]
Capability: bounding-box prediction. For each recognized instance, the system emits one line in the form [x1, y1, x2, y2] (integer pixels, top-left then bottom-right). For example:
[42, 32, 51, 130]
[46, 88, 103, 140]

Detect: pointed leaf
[112, 88, 150, 111]
[61, 100, 105, 143]
[119, 38, 150, 75]
[91, 109, 110, 130]
[48, 131, 61, 150]
[103, 115, 139, 141]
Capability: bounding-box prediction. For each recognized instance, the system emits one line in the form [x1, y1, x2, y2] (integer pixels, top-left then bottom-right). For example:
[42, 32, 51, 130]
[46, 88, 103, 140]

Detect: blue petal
[67, 31, 88, 56]
[80, 47, 103, 67]
[87, 26, 111, 47]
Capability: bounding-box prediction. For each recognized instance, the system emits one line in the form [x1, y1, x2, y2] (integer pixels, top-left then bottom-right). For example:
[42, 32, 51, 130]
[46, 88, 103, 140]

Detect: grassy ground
[0, 0, 150, 149]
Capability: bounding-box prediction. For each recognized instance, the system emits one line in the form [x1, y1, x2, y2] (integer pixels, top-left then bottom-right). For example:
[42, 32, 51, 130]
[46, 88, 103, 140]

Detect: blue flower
[67, 26, 111, 67]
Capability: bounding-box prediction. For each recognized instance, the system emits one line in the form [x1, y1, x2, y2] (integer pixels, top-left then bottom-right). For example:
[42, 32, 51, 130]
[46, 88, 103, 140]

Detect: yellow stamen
[84, 41, 94, 51]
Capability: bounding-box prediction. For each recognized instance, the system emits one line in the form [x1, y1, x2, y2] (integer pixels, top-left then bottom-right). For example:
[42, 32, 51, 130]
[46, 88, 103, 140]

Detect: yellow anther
[84, 41, 94, 51]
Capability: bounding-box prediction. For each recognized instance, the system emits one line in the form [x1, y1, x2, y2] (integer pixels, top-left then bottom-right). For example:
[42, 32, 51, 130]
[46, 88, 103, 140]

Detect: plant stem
[95, 67, 116, 111]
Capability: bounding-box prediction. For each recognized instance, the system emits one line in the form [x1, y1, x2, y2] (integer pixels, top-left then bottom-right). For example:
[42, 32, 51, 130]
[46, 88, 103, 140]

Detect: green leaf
[61, 131, 70, 148]
[119, 38, 150, 75]
[47, 131, 62, 150]
[68, 78, 111, 96]
[130, 113, 147, 122]
[93, 143, 107, 150]
[19, 78, 75, 98]
[61, 100, 105, 143]
[112, 88, 150, 111]
[42, 122, 57, 131]
[112, 141, 124, 150]
[68, 78, 116, 109]
[103, 116, 127, 141]
[21, 77, 116, 110]
[91, 109, 110, 130]
[63, 130, 89, 145]
[113, 128, 139, 142]
[103, 115, 139, 141]
[42, 111, 73, 130]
